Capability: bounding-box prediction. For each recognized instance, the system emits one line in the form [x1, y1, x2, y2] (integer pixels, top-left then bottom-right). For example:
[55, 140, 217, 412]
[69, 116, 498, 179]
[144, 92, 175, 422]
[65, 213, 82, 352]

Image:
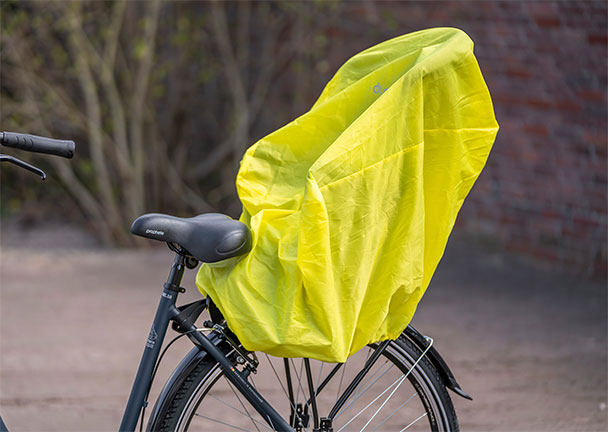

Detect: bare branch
[249, 11, 292, 121]
[65, 4, 133, 191]
[2, 30, 113, 146]
[210, 1, 250, 168]
[129, 0, 162, 220]
[210, 2, 248, 110]
[65, 3, 123, 232]
[104, 0, 126, 71]
[5, 34, 114, 245]
[50, 158, 115, 246]
[186, 137, 234, 181]
[167, 162, 214, 214]
[236, 0, 251, 89]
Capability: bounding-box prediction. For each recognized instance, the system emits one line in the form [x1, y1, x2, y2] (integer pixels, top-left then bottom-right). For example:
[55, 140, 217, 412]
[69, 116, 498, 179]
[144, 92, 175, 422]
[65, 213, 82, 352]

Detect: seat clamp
[164, 282, 186, 293]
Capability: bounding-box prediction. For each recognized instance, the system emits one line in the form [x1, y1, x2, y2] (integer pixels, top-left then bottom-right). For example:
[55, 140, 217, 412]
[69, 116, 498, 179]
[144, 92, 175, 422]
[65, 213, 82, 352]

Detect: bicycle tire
[150, 332, 458, 431]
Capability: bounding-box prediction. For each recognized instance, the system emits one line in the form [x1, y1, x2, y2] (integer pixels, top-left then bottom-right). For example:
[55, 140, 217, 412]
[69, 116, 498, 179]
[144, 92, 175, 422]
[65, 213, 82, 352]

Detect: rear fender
[404, 325, 472, 400]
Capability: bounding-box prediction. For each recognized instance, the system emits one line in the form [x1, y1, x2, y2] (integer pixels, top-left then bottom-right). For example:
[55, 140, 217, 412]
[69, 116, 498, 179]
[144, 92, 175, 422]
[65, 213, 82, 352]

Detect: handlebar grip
[0, 132, 75, 159]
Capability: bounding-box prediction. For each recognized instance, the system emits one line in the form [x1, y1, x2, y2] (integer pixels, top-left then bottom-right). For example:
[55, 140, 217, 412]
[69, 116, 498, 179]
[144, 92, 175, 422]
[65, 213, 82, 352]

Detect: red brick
[527, 97, 553, 110]
[505, 240, 533, 254]
[572, 216, 601, 228]
[506, 66, 532, 79]
[594, 144, 607, 158]
[588, 33, 608, 45]
[584, 132, 608, 144]
[499, 2, 523, 14]
[494, 93, 528, 105]
[524, 124, 549, 136]
[577, 89, 606, 102]
[560, 5, 586, 16]
[542, 210, 562, 220]
[562, 225, 591, 239]
[522, 151, 541, 162]
[527, 2, 556, 17]
[535, 16, 561, 28]
[476, 207, 499, 220]
[554, 100, 583, 112]
[350, 5, 371, 16]
[500, 213, 521, 225]
[531, 247, 559, 261]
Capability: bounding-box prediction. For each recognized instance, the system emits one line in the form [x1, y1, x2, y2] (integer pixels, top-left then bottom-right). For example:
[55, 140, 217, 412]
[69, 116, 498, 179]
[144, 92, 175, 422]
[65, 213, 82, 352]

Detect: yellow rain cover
[197, 27, 499, 362]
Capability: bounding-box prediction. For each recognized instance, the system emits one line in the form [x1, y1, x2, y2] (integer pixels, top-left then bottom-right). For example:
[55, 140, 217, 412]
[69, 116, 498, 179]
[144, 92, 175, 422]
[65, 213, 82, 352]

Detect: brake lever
[0, 154, 47, 180]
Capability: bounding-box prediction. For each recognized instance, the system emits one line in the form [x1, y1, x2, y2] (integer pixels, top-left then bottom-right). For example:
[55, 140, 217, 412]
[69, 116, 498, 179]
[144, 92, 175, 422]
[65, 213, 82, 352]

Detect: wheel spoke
[316, 361, 324, 389]
[348, 337, 435, 432]
[310, 363, 343, 401]
[266, 354, 298, 413]
[335, 373, 408, 432]
[400, 412, 428, 431]
[371, 392, 418, 432]
[223, 375, 263, 432]
[347, 359, 391, 412]
[360, 373, 410, 431]
[193, 412, 251, 432]
[290, 358, 310, 407]
[169, 333, 453, 432]
[291, 358, 306, 404]
[361, 337, 434, 430]
[333, 360, 394, 421]
[208, 393, 273, 431]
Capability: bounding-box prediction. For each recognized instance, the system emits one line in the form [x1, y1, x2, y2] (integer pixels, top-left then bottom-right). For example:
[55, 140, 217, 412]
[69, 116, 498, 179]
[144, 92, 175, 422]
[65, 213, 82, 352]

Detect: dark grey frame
[118, 252, 292, 431]
[117, 250, 471, 431]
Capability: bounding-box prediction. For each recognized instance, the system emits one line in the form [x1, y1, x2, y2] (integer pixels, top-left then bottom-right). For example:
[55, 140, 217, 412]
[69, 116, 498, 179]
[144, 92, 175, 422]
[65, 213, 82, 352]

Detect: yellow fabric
[197, 27, 499, 363]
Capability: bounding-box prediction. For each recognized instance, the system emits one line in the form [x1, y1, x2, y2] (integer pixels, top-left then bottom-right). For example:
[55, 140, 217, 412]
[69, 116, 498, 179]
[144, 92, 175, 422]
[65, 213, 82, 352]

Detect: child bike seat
[130, 213, 252, 263]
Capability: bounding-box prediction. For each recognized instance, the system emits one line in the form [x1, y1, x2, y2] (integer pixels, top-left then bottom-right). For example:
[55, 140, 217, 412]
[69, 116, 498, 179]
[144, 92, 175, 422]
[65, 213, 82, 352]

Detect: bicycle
[1, 131, 471, 432]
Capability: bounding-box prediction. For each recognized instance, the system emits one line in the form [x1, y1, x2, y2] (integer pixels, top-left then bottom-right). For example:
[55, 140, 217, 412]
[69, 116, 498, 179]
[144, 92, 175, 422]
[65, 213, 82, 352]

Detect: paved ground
[0, 223, 606, 431]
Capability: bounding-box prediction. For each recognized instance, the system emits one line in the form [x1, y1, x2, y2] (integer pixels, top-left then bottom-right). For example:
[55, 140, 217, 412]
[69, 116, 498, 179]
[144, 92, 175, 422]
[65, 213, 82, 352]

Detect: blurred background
[1, 0, 605, 275]
[1, 0, 606, 430]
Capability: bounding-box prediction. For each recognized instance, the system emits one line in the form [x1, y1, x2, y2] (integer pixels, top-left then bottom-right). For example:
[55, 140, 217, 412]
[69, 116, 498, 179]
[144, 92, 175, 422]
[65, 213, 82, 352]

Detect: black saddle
[130, 213, 252, 263]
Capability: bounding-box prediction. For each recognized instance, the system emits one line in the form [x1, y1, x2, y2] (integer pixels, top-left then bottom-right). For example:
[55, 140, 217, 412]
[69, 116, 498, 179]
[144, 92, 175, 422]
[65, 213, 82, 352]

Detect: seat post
[164, 252, 188, 293]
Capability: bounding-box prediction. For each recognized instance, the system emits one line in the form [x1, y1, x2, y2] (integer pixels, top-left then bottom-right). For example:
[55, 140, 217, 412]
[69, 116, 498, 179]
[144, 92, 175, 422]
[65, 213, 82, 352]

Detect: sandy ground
[0, 223, 606, 431]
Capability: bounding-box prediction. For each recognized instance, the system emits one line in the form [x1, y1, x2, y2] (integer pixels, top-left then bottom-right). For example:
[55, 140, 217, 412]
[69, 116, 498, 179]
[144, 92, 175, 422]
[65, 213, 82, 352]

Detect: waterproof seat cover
[197, 27, 499, 362]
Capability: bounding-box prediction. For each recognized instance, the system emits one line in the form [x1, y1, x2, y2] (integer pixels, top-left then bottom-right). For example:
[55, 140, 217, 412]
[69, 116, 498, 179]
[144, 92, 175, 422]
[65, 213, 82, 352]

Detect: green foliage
[133, 38, 148, 59]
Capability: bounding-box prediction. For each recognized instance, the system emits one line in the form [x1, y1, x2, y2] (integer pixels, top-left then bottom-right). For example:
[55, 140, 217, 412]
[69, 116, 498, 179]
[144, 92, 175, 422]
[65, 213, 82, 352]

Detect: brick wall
[350, 1, 607, 276]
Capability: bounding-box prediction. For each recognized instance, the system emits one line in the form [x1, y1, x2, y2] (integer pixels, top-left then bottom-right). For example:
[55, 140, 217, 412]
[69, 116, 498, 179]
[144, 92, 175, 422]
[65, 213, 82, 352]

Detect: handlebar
[1, 131, 75, 159]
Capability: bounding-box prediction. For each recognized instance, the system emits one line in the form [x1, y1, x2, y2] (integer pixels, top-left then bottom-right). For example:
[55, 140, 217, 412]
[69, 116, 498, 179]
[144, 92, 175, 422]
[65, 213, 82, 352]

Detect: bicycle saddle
[130, 213, 252, 263]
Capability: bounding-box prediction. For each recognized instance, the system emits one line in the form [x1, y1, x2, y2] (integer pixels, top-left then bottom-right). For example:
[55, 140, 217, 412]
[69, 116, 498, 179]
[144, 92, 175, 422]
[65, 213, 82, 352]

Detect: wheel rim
[175, 341, 451, 432]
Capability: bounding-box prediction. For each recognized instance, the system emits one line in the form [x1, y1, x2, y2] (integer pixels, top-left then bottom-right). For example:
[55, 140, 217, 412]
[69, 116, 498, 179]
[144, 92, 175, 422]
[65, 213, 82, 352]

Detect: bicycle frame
[119, 252, 293, 431]
[119, 250, 470, 431]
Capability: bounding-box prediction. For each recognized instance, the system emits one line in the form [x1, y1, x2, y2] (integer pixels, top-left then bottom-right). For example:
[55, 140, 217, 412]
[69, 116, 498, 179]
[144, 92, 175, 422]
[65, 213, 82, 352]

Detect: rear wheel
[151, 333, 458, 431]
